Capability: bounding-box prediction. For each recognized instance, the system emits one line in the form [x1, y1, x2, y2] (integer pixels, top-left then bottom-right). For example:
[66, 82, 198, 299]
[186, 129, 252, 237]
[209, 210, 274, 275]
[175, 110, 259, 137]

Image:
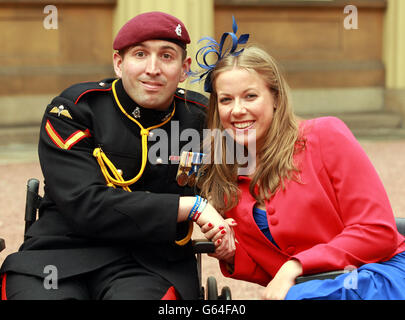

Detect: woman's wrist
[278, 259, 303, 280]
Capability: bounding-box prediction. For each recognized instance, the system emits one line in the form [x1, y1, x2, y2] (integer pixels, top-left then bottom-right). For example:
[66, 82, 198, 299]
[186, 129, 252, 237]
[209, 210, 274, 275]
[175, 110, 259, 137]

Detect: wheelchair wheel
[206, 276, 218, 300]
[219, 286, 232, 300]
[199, 286, 205, 300]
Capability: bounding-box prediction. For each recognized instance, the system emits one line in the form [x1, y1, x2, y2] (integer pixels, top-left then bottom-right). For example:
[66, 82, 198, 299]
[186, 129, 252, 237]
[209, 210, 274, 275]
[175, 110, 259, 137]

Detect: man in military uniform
[0, 11, 231, 300]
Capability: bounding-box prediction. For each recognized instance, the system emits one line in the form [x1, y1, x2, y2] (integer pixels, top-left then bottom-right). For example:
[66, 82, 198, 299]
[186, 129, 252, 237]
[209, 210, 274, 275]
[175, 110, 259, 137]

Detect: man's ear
[113, 52, 123, 78]
[179, 56, 192, 83]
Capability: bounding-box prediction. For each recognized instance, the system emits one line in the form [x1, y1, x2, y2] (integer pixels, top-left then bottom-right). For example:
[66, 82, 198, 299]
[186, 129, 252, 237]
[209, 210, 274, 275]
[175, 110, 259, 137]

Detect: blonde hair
[199, 45, 305, 213]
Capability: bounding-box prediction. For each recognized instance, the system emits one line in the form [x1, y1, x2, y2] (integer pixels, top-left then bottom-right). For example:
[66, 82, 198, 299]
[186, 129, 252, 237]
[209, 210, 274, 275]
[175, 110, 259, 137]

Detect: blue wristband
[188, 195, 202, 221]
[192, 198, 208, 222]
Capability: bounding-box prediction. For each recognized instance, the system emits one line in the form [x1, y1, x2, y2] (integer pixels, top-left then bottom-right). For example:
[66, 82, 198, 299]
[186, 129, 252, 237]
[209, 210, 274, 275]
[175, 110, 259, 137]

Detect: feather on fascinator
[191, 16, 249, 93]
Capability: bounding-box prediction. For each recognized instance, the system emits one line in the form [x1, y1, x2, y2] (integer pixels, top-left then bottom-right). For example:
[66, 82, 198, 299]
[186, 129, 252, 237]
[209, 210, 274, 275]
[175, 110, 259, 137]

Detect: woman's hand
[200, 217, 237, 264]
[262, 259, 303, 300]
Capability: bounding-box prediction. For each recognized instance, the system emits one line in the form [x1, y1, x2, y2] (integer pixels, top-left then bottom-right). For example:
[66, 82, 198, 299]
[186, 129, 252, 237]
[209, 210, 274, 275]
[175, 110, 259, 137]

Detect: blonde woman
[196, 43, 405, 300]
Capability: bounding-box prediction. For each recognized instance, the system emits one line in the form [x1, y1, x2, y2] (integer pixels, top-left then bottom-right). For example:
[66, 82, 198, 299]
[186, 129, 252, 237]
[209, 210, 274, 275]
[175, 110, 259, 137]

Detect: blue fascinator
[191, 16, 249, 93]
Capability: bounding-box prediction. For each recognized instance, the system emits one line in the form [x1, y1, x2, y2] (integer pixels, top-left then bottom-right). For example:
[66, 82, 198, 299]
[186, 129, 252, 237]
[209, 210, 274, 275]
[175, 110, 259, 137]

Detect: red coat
[220, 117, 405, 286]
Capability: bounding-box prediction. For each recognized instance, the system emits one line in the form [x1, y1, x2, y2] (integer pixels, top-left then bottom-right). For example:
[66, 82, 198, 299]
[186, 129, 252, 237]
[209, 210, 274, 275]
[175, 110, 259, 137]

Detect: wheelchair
[2, 178, 405, 298]
[0, 178, 231, 300]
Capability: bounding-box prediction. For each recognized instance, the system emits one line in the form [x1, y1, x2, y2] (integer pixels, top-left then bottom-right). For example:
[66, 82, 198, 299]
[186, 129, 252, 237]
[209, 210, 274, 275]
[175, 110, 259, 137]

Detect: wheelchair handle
[24, 178, 41, 235]
[192, 239, 216, 254]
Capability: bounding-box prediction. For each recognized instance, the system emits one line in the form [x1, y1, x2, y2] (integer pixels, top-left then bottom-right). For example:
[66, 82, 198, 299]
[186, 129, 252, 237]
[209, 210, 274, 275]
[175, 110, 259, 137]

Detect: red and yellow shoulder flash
[45, 120, 91, 150]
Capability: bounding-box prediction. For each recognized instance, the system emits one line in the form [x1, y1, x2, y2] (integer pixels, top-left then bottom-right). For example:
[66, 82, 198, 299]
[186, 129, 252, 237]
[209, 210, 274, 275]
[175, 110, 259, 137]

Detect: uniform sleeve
[38, 95, 180, 245]
[293, 117, 399, 274]
[219, 242, 271, 286]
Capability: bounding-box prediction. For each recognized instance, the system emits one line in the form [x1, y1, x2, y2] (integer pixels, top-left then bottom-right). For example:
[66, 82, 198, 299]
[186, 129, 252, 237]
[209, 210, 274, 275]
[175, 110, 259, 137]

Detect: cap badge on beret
[175, 24, 182, 37]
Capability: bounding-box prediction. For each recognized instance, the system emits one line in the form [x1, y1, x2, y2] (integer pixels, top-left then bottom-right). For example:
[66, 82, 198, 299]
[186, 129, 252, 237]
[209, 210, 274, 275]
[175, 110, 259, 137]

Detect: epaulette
[174, 88, 208, 110]
[59, 78, 115, 105]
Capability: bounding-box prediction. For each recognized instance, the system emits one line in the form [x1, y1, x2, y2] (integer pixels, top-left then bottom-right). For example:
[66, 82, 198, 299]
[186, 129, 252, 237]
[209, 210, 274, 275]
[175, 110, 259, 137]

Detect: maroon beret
[113, 11, 190, 51]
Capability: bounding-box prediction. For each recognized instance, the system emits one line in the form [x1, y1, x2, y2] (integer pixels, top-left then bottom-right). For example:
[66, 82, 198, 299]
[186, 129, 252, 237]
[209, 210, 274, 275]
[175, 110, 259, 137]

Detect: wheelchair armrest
[396, 217, 405, 236]
[295, 219, 405, 285]
[192, 239, 215, 254]
[295, 270, 346, 284]
[0, 238, 5, 252]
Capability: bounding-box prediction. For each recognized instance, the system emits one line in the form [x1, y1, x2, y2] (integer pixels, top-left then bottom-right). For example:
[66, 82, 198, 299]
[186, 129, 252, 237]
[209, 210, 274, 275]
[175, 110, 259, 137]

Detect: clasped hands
[194, 201, 237, 265]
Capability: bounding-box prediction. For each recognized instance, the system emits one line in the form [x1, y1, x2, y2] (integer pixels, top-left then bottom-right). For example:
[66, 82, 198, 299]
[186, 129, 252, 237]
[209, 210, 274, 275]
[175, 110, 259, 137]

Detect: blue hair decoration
[191, 16, 249, 93]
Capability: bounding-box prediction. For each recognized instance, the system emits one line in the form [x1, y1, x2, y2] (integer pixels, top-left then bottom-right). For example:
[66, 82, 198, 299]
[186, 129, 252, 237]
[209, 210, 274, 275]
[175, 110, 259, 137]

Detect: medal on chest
[176, 151, 204, 187]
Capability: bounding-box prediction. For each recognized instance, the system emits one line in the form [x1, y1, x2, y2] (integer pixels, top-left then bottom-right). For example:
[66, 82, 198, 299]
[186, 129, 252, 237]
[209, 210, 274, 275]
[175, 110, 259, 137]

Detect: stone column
[384, 0, 405, 118]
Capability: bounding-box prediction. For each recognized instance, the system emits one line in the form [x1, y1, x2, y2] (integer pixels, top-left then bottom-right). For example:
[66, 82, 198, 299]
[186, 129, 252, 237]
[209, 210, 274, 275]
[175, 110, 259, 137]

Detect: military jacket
[1, 78, 207, 299]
